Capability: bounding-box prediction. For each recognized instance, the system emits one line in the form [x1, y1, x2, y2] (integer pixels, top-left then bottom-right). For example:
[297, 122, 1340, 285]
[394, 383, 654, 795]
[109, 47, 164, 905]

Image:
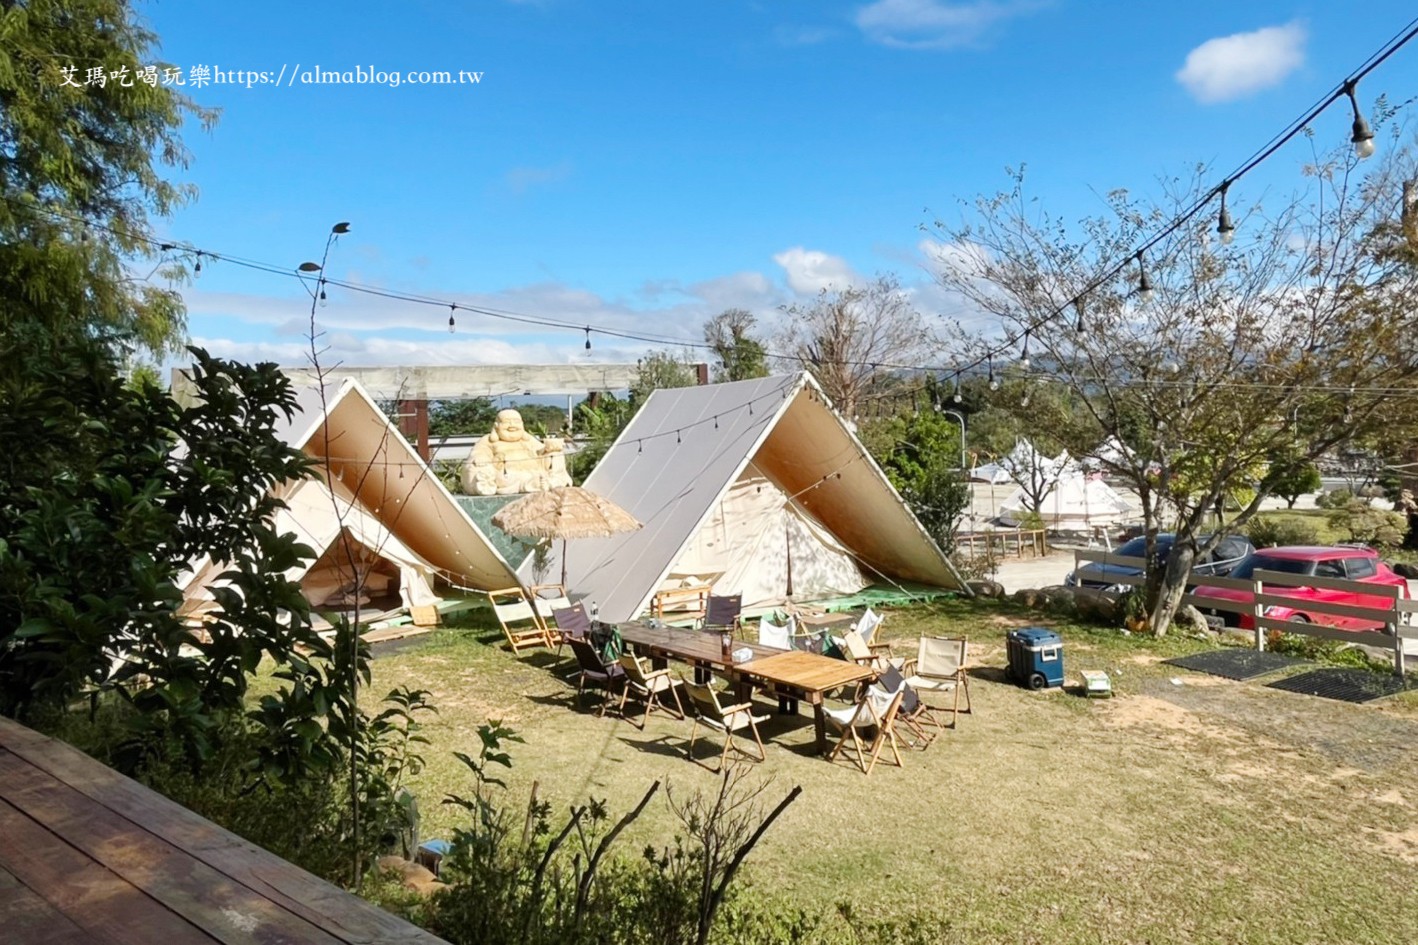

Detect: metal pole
[939, 409, 968, 469]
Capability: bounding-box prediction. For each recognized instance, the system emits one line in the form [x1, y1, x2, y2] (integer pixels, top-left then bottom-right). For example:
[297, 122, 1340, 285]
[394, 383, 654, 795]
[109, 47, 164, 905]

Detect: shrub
[1245, 516, 1319, 548]
[1326, 500, 1407, 549]
[1315, 488, 1354, 510]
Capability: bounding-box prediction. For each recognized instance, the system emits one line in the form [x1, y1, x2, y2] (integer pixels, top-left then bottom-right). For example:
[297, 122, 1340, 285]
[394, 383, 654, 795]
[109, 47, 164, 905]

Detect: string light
[1074, 298, 1086, 333]
[1343, 79, 1377, 159]
[987, 357, 999, 392]
[1019, 331, 1031, 370]
[193, 251, 203, 276]
[584, 327, 591, 351]
[1216, 181, 1235, 245]
[448, 304, 457, 333]
[1135, 251, 1153, 304]
[952, 374, 962, 404]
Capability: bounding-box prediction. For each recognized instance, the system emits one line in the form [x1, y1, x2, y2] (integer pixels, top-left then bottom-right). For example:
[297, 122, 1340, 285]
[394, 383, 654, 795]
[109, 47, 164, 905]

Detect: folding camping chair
[824, 681, 906, 776]
[683, 681, 769, 770]
[486, 586, 554, 653]
[617, 652, 685, 728]
[897, 636, 972, 728]
[702, 594, 743, 639]
[550, 602, 592, 658]
[567, 637, 625, 716]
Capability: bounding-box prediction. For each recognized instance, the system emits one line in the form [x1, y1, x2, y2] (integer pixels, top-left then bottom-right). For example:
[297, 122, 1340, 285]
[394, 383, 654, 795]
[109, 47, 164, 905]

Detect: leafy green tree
[703, 308, 769, 382]
[862, 401, 970, 552]
[429, 398, 498, 437]
[0, 0, 216, 360]
[1262, 449, 1323, 509]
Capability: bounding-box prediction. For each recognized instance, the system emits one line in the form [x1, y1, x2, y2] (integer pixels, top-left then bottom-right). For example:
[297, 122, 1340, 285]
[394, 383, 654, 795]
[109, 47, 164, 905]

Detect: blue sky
[139, 0, 1418, 369]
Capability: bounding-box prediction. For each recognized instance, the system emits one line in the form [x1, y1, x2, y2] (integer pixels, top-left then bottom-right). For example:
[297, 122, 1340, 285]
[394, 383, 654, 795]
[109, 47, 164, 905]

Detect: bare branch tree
[933, 142, 1418, 633]
[778, 274, 935, 418]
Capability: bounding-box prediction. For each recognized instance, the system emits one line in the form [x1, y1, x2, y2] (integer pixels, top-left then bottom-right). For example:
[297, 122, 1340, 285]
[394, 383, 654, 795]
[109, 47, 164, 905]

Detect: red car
[1191, 545, 1409, 631]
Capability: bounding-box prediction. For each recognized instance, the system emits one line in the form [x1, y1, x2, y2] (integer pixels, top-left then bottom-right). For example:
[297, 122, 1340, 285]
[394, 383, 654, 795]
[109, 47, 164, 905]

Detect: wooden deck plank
[0, 864, 106, 945]
[0, 718, 448, 945]
[0, 750, 346, 945]
[0, 793, 212, 945]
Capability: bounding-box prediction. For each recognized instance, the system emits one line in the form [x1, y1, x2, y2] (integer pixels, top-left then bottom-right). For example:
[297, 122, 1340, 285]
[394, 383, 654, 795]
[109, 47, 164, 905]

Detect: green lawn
[368, 599, 1418, 943]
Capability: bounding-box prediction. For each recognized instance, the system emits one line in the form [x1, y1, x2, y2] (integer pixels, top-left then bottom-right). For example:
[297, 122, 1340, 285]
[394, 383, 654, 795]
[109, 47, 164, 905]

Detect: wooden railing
[1071, 550, 1417, 676]
[956, 528, 1048, 559]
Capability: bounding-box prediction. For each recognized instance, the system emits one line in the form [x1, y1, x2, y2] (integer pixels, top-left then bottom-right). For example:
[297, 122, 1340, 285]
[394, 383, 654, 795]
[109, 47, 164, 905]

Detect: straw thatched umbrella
[491, 485, 642, 588]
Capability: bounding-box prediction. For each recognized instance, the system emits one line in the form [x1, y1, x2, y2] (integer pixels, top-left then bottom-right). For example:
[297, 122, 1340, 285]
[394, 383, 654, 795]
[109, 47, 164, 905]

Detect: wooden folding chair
[486, 586, 553, 653]
[527, 583, 573, 637]
[825, 683, 905, 775]
[683, 681, 768, 770]
[899, 636, 971, 728]
[616, 653, 685, 728]
[839, 628, 894, 671]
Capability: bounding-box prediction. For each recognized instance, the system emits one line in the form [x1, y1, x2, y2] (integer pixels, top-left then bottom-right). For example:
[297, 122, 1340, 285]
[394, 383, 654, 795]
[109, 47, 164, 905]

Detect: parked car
[1064, 533, 1254, 591]
[1190, 545, 1409, 630]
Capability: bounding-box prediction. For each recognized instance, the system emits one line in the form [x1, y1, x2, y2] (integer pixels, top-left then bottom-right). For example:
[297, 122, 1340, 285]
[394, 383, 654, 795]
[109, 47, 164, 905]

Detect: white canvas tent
[521, 373, 969, 622]
[998, 472, 1133, 529]
[181, 377, 519, 621]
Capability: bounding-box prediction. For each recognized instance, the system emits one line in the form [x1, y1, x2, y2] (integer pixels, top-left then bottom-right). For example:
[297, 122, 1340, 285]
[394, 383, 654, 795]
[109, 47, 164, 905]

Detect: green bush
[1245, 516, 1320, 548]
[1314, 488, 1353, 510]
[1326, 500, 1407, 549]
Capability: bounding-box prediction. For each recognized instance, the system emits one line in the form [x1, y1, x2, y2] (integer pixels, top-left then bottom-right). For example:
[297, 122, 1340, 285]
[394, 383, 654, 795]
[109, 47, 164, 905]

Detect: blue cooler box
[1006, 627, 1064, 690]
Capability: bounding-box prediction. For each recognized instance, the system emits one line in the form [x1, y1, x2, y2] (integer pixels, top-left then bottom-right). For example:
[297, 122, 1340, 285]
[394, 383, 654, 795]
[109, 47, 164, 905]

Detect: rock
[404, 875, 445, 895]
[1173, 604, 1210, 637]
[1392, 561, 1418, 579]
[1070, 588, 1118, 622]
[1011, 588, 1043, 608]
[968, 579, 1004, 599]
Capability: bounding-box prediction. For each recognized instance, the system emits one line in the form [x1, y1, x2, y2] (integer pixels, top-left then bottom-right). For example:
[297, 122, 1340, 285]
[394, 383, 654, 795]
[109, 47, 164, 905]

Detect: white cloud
[1176, 22, 1306, 103]
[771, 247, 859, 295]
[854, 0, 1043, 50]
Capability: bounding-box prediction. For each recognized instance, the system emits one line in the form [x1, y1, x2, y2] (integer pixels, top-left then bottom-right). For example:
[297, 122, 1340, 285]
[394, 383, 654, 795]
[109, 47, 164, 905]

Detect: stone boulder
[968, 579, 1005, 599]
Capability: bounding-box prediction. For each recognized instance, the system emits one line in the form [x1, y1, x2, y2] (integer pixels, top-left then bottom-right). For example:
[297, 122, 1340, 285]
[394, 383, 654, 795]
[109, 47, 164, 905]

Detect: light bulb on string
[987, 358, 999, 392]
[584, 327, 592, 351]
[1343, 79, 1376, 160]
[1216, 182, 1236, 245]
[952, 373, 962, 403]
[1019, 332, 1031, 370]
[448, 304, 457, 333]
[319, 288, 328, 308]
[1135, 251, 1154, 304]
[193, 252, 203, 277]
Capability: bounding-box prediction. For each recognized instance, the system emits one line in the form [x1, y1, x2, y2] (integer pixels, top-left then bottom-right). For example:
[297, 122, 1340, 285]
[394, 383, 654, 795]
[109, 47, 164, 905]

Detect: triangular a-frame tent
[523, 373, 969, 622]
[182, 377, 519, 619]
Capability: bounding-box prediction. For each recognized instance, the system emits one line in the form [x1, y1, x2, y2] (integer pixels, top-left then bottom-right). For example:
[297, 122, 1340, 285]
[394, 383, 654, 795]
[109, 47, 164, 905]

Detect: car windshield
[1229, 555, 1316, 580]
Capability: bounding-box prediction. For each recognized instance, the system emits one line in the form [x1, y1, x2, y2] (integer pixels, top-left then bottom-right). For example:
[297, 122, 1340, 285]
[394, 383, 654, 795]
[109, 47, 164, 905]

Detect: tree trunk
[1147, 544, 1195, 636]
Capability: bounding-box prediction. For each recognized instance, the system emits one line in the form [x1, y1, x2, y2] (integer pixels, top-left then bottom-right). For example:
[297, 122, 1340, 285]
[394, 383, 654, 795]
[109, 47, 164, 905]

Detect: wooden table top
[737, 649, 875, 694]
[0, 716, 447, 945]
[620, 623, 779, 667]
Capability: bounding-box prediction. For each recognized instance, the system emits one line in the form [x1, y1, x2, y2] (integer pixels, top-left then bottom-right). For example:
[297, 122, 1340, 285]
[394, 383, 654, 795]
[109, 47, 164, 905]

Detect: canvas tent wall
[272, 377, 519, 591]
[999, 472, 1133, 529]
[521, 373, 968, 622]
[181, 376, 518, 619]
[182, 475, 441, 618]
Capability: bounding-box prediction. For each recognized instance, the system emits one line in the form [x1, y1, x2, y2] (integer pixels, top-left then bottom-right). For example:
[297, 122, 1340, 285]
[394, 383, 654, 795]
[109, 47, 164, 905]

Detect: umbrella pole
[561, 537, 568, 590]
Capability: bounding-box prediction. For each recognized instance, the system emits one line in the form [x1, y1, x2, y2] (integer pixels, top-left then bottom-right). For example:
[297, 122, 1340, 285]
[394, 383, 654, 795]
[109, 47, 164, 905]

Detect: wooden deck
[0, 716, 447, 945]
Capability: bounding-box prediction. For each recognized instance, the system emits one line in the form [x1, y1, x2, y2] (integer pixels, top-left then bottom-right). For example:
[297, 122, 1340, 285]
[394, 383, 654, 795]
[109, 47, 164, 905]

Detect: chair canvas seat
[901, 636, 971, 728]
[616, 653, 685, 728]
[826, 683, 905, 775]
[684, 681, 766, 769]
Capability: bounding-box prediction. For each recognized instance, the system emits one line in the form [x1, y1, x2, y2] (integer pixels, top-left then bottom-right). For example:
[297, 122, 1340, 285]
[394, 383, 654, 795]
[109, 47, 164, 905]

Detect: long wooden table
[618, 624, 875, 756]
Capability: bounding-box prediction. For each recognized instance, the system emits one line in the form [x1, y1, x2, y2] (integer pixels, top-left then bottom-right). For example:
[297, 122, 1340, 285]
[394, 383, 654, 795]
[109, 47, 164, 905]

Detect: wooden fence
[1072, 549, 1418, 676]
[957, 528, 1048, 559]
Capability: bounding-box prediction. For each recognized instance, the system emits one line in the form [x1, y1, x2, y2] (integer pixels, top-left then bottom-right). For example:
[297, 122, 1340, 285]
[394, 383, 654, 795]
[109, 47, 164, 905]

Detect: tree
[778, 274, 934, 419]
[932, 149, 1418, 634]
[0, 0, 215, 361]
[1262, 447, 1323, 509]
[703, 308, 769, 382]
[861, 393, 971, 552]
[429, 398, 498, 437]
